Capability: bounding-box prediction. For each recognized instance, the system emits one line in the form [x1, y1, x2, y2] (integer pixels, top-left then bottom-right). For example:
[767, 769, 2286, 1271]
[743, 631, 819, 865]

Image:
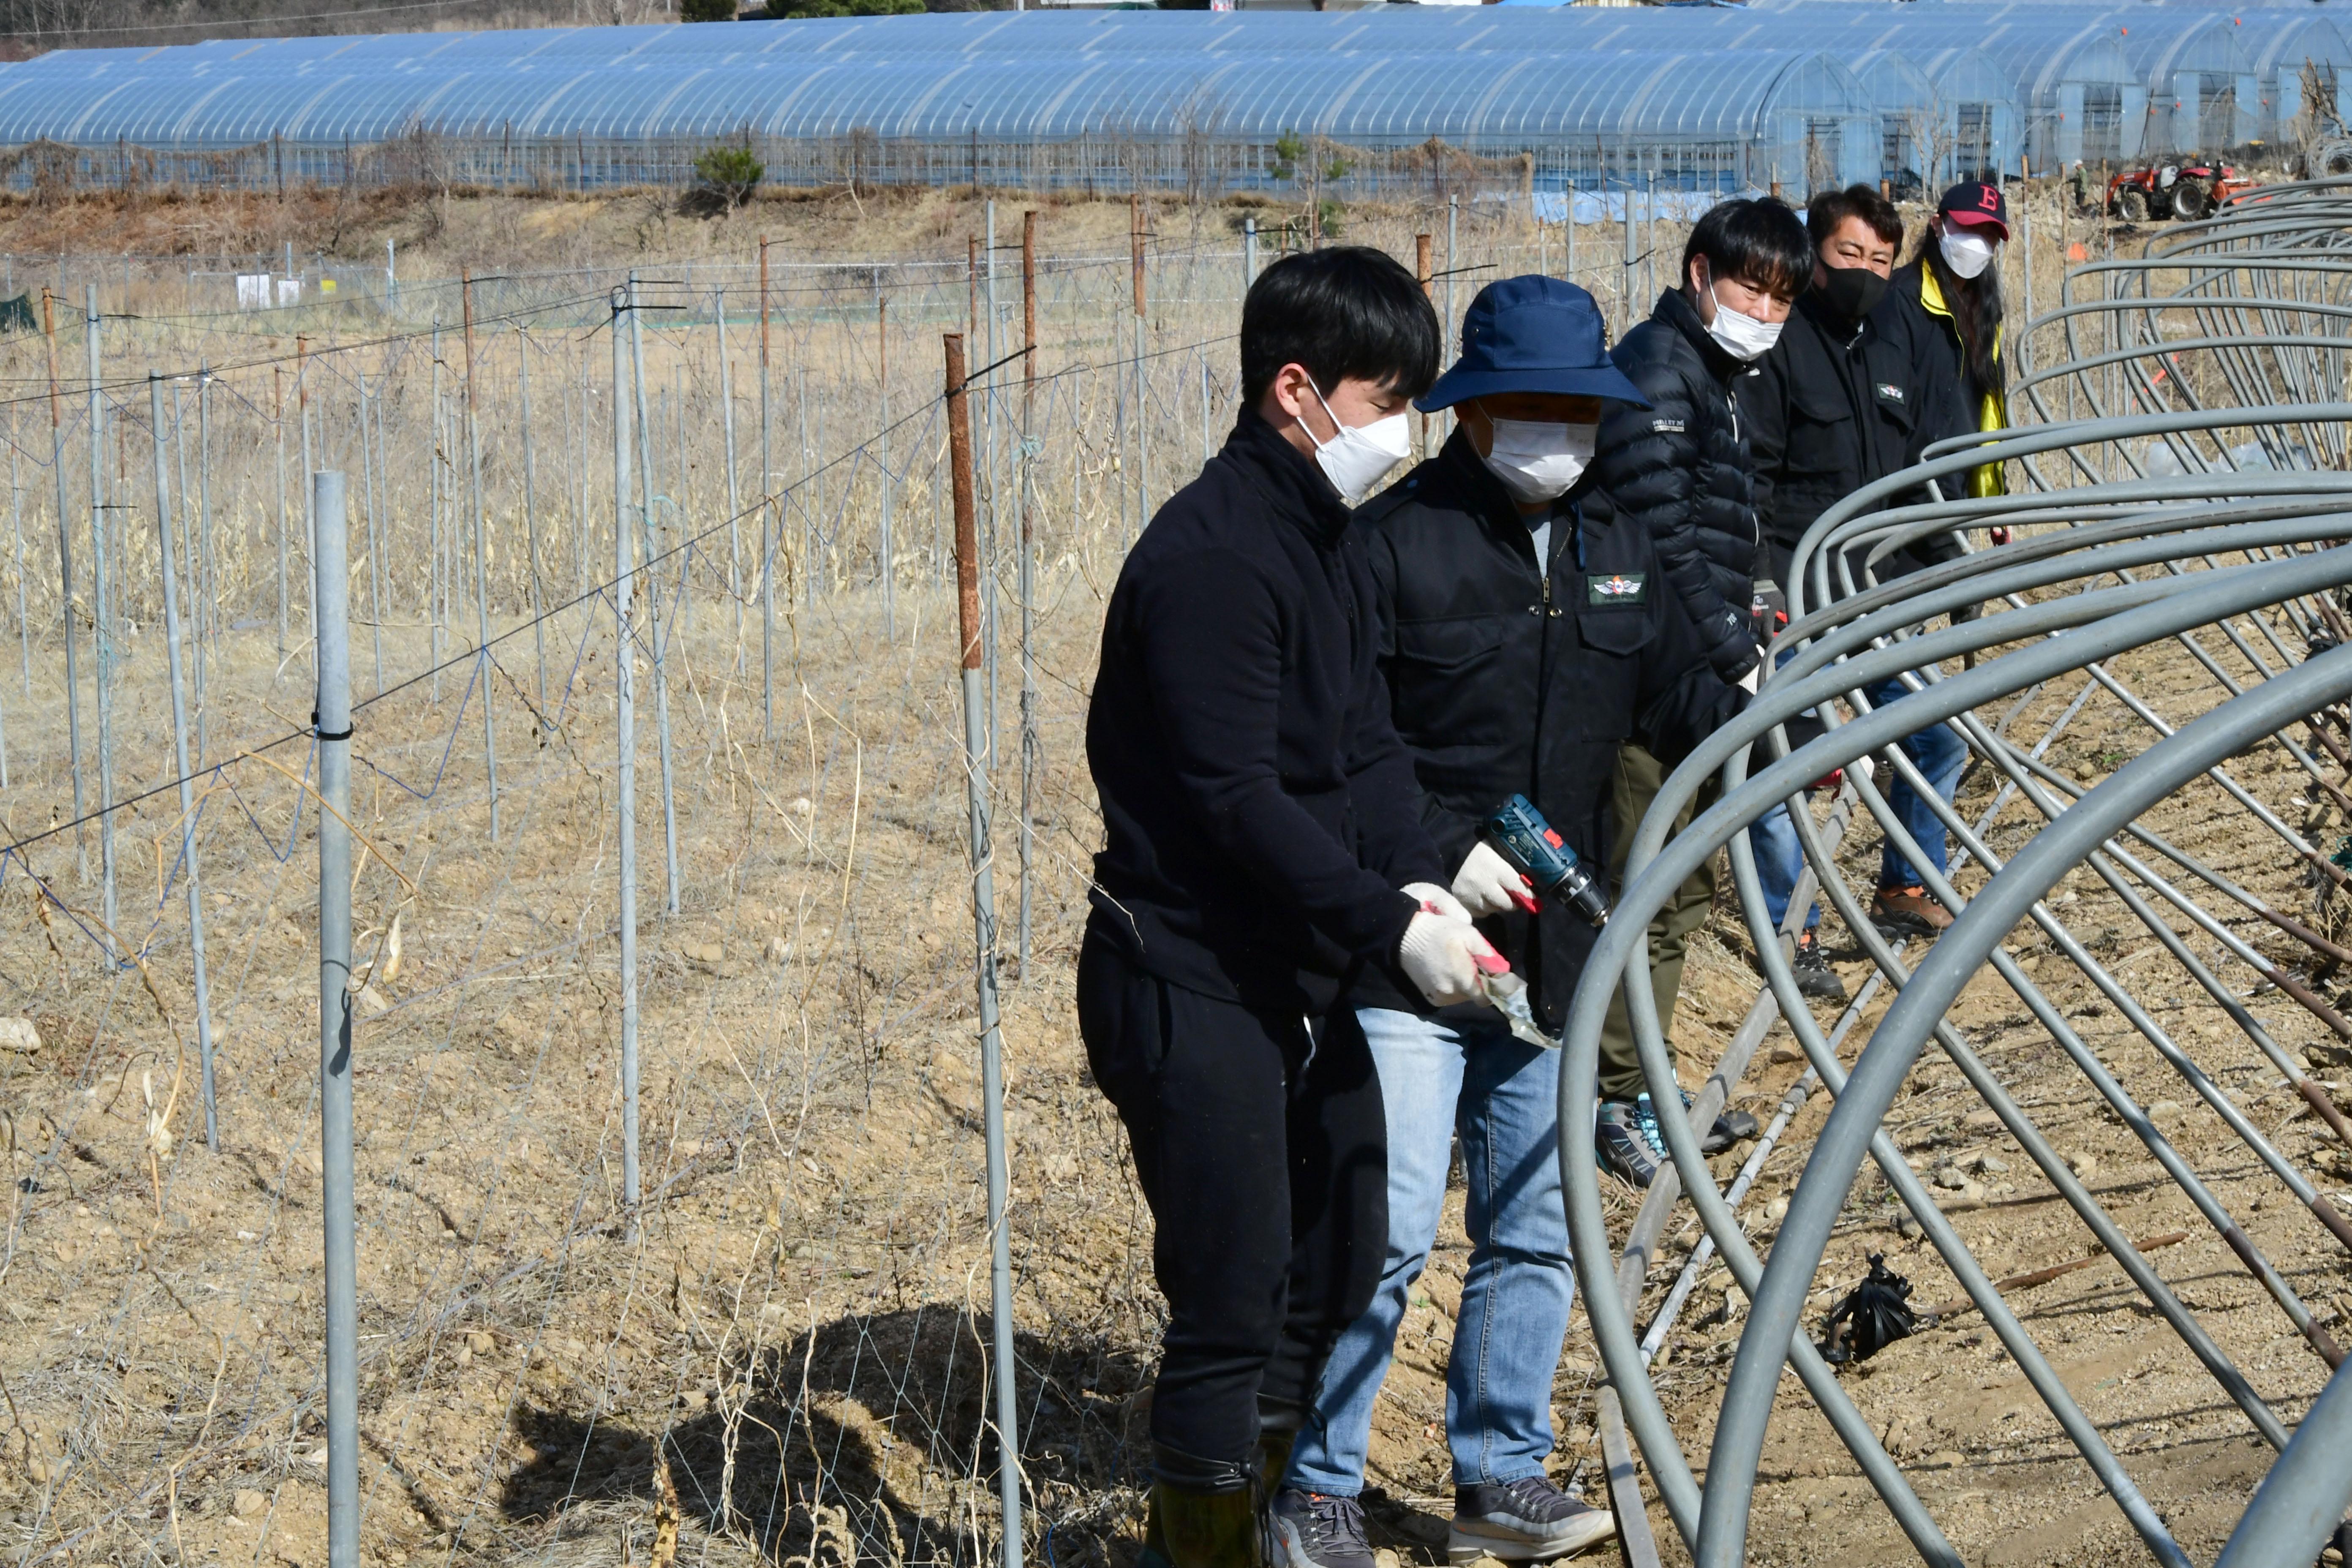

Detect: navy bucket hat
[1417, 275, 1648, 413]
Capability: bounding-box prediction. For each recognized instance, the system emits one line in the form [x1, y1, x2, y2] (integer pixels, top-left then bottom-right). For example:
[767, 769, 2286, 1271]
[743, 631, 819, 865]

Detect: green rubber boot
[1138, 1490, 1174, 1568]
[1254, 1396, 1305, 1497]
[1155, 1483, 1265, 1568]
[1255, 1427, 1296, 1497]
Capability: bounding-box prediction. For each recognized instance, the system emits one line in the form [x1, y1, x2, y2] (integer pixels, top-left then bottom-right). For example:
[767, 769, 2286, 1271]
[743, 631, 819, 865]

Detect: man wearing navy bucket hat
[1267, 277, 1742, 1568]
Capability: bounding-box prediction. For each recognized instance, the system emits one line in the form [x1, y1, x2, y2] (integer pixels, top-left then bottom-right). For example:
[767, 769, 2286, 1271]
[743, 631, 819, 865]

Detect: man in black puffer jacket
[1597, 198, 1809, 685]
[1587, 196, 1811, 1178]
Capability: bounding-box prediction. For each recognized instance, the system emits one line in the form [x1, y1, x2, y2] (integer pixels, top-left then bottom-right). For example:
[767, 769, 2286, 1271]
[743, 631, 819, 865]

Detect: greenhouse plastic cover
[0, 29, 1880, 150]
[0, 3, 2330, 156]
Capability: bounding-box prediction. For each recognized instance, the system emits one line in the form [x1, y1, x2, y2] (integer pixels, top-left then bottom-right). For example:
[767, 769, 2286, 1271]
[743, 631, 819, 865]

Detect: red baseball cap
[1938, 180, 2010, 241]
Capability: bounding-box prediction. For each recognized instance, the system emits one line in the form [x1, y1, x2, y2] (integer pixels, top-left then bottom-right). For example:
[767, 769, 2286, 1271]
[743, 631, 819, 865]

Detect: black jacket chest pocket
[1790, 373, 1851, 423]
[1575, 602, 1656, 657]
[1571, 533, 1662, 654]
[1391, 617, 1514, 746]
[1782, 379, 1859, 480]
[1394, 618, 1504, 675]
[1869, 377, 1916, 433]
[1568, 603, 1650, 742]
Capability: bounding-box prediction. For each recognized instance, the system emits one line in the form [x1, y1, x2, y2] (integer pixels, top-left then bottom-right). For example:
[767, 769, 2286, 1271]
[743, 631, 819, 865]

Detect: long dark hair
[1917, 220, 2005, 399]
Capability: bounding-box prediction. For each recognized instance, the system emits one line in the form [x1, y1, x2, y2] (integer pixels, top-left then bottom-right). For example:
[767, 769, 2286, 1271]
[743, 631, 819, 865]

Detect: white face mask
[1939, 227, 1997, 280]
[1480, 414, 1598, 504]
[1303, 378, 1413, 504]
[1702, 271, 1782, 361]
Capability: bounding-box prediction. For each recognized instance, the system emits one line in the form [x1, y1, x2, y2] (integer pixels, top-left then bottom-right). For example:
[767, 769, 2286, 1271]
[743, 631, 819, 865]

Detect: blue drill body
[1484, 794, 1612, 928]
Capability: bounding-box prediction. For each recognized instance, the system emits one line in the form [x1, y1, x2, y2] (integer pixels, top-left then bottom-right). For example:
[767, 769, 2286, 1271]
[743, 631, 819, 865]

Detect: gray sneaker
[1790, 930, 1847, 1003]
[1682, 1087, 1759, 1155]
[1270, 1487, 1374, 1568]
[1448, 1475, 1617, 1563]
[1595, 1096, 1666, 1187]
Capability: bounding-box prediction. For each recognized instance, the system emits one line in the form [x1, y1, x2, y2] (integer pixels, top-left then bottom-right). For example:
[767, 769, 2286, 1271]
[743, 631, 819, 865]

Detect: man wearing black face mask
[1745, 182, 1957, 982]
[1747, 183, 1921, 596]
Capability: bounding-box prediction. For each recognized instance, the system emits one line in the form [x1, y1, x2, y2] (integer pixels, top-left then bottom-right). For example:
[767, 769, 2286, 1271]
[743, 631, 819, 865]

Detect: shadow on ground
[500, 1304, 1154, 1567]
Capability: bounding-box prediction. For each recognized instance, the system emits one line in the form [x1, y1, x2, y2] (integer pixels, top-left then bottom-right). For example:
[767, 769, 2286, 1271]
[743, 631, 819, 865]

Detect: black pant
[1078, 925, 1388, 1474]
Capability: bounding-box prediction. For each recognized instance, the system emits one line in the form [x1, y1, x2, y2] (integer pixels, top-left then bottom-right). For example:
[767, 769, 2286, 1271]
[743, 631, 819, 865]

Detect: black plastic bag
[1818, 1254, 1915, 1365]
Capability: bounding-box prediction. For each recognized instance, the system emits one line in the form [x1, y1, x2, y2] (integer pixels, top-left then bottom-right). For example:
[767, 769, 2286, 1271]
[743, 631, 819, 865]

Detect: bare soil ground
[3, 547, 2343, 1568]
[0, 568, 1170, 1567]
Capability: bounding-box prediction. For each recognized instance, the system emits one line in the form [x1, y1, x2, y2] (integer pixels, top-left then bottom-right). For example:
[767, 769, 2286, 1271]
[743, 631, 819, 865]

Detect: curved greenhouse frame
[1758, 4, 2153, 167]
[1846, 47, 2005, 191]
[1560, 172, 2352, 1568]
[2228, 13, 2352, 145]
[1904, 47, 2027, 185]
[2101, 11, 2257, 156]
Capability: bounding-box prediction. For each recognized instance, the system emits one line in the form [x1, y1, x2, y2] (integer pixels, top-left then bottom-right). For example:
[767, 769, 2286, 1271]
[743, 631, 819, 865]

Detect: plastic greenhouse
[0, 5, 2312, 201]
[2224, 13, 2352, 145]
[0, 19, 1890, 196]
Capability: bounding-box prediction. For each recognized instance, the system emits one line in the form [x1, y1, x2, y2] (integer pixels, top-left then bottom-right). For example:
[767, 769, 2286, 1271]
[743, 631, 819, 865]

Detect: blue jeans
[1283, 1007, 1573, 1495]
[1867, 677, 1968, 890]
[1747, 676, 1968, 929]
[1750, 643, 1821, 935]
[1749, 800, 1817, 935]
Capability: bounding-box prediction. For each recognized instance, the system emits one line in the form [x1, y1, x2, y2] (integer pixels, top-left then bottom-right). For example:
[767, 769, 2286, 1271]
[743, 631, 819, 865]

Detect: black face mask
[1818, 264, 1888, 322]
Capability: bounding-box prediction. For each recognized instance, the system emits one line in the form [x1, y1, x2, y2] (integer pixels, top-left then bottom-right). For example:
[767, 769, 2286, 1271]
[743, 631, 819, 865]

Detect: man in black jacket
[1749, 184, 1922, 594]
[1083, 247, 1503, 1568]
[1588, 196, 1810, 1181]
[1269, 278, 1741, 1568]
[1746, 183, 1959, 976]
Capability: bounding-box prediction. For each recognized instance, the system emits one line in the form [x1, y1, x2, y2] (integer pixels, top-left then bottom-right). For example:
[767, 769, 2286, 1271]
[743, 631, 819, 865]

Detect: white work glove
[1739, 661, 1761, 695]
[1398, 887, 1506, 1009]
[1403, 882, 1473, 923]
[1451, 841, 1538, 918]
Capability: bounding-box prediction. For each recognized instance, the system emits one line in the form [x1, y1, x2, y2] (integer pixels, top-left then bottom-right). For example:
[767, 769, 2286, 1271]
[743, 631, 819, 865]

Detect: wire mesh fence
[0, 213, 1264, 1568]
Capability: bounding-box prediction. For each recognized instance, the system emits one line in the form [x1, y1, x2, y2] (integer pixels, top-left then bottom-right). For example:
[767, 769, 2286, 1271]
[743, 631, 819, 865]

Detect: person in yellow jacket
[1887, 180, 2009, 501]
[1861, 177, 2010, 939]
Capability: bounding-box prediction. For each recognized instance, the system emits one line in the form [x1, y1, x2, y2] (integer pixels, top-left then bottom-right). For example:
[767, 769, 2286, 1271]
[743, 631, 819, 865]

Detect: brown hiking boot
[1871, 884, 1952, 937]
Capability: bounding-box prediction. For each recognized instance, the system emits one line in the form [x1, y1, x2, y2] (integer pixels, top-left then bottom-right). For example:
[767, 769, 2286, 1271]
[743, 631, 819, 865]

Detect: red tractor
[2105, 161, 2248, 223]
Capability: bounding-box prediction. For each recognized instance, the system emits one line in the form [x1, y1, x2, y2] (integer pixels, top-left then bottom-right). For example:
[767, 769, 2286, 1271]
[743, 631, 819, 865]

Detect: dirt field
[0, 184, 2341, 1568]
[4, 531, 2343, 1568]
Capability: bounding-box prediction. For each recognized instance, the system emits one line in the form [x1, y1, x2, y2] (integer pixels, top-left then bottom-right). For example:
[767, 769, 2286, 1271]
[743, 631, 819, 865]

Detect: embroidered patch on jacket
[1650, 418, 1686, 433]
[1587, 572, 1647, 604]
[1874, 381, 1906, 404]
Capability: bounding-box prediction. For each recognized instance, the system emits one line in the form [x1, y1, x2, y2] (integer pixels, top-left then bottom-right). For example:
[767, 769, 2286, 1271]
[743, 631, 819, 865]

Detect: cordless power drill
[1484, 794, 1612, 928]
